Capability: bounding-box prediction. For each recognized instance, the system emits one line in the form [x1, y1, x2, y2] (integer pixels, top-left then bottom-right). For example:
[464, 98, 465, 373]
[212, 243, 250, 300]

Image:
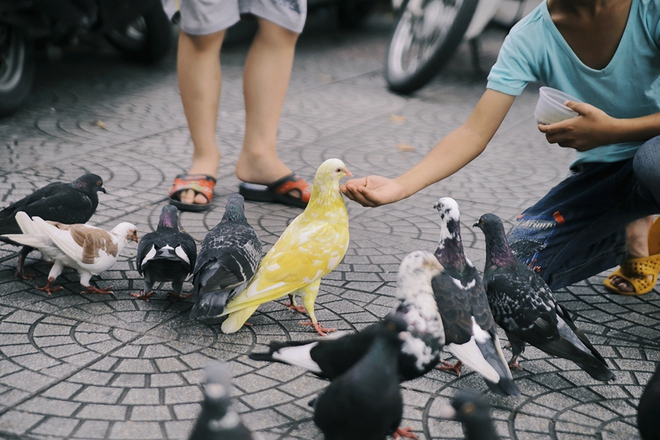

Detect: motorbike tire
[385, 0, 479, 95]
[104, 4, 172, 63]
[0, 27, 35, 117]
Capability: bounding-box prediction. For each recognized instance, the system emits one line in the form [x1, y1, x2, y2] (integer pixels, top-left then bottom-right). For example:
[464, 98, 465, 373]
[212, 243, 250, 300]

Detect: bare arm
[342, 89, 516, 207]
[538, 101, 660, 151]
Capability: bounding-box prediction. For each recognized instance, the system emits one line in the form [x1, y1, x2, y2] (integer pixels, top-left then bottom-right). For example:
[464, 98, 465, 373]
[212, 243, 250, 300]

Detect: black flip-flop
[238, 173, 311, 209]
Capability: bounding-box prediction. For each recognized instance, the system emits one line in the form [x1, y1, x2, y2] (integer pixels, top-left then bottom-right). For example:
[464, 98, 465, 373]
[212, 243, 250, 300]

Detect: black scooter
[0, 0, 172, 116]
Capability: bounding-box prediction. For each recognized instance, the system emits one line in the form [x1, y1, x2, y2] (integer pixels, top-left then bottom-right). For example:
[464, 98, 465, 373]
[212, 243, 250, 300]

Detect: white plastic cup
[534, 86, 580, 125]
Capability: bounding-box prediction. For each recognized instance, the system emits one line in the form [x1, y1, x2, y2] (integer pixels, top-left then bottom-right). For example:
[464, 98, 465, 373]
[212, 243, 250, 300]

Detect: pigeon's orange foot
[36, 279, 62, 296]
[509, 356, 523, 371]
[131, 291, 155, 301]
[437, 360, 463, 377]
[300, 321, 336, 337]
[15, 269, 35, 280]
[284, 302, 308, 314]
[82, 285, 113, 295]
[394, 426, 418, 439]
[168, 292, 193, 301]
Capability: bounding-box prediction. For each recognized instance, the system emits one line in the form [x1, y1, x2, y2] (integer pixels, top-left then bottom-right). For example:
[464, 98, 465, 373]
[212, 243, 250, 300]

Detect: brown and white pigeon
[0, 173, 106, 277]
[4, 213, 138, 294]
[132, 205, 197, 301]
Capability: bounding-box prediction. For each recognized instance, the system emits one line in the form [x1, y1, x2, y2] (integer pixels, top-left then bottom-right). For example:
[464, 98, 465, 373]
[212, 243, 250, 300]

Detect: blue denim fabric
[507, 136, 660, 290]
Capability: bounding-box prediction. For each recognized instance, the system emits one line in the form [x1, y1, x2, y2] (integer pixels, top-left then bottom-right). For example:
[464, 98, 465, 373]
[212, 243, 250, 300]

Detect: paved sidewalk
[0, 11, 656, 440]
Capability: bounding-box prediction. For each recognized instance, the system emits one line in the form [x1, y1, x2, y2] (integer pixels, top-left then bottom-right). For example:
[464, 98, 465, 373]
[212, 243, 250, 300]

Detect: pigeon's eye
[462, 402, 475, 415]
[336, 167, 342, 173]
[97, 181, 102, 186]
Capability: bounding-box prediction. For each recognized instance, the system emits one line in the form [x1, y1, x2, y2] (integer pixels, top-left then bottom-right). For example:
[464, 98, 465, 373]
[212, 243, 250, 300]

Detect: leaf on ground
[390, 114, 407, 124]
[397, 143, 415, 152]
[93, 120, 108, 130]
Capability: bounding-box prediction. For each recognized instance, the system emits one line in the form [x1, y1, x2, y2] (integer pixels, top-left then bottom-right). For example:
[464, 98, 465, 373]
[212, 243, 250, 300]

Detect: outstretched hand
[538, 101, 617, 151]
[341, 176, 407, 207]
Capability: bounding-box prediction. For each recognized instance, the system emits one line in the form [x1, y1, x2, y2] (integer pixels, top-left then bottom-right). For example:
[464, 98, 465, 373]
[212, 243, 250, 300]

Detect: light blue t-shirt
[487, 0, 660, 165]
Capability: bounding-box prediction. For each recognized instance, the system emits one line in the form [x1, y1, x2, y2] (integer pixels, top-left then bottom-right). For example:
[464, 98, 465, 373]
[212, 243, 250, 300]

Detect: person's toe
[610, 275, 635, 292]
[180, 189, 196, 205]
[193, 193, 208, 205]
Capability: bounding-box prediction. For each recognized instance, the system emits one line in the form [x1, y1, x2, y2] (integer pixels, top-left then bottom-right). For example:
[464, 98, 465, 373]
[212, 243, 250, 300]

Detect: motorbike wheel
[0, 26, 35, 117]
[385, 0, 479, 95]
[104, 5, 172, 63]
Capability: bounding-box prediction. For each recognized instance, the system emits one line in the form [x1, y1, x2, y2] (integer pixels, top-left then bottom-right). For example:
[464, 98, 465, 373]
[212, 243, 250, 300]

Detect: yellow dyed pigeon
[220, 158, 352, 336]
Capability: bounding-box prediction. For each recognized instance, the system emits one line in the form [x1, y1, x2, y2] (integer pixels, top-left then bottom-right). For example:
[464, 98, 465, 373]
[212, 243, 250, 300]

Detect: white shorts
[162, 0, 307, 35]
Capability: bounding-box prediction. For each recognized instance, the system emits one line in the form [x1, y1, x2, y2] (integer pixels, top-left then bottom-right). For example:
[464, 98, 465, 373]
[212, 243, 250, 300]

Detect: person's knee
[256, 18, 300, 45]
[180, 29, 226, 52]
[633, 136, 660, 203]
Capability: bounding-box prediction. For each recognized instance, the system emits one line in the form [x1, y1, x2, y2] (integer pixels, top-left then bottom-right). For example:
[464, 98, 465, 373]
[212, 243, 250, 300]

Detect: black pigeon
[438, 389, 499, 440]
[474, 213, 615, 381]
[638, 362, 660, 440]
[132, 205, 197, 301]
[189, 194, 262, 320]
[311, 314, 407, 440]
[0, 173, 106, 277]
[188, 361, 255, 440]
[432, 198, 519, 397]
[248, 250, 445, 383]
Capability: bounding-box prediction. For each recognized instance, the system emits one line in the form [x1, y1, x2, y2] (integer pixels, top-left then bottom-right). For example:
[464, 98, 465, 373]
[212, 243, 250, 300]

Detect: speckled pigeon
[132, 205, 197, 301]
[189, 194, 262, 320]
[311, 314, 407, 440]
[248, 250, 445, 383]
[638, 362, 660, 440]
[432, 198, 519, 397]
[474, 213, 615, 381]
[438, 389, 499, 440]
[188, 361, 257, 440]
[0, 173, 106, 277]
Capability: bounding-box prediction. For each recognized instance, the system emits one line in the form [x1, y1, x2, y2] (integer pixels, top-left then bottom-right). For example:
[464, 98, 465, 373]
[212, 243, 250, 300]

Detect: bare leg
[235, 18, 300, 185]
[176, 30, 224, 205]
[609, 216, 654, 292]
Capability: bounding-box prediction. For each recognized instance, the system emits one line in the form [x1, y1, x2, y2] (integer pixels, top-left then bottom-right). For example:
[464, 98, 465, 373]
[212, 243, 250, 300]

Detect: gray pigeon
[188, 361, 256, 440]
[189, 194, 262, 320]
[474, 213, 615, 381]
[0, 173, 106, 277]
[249, 250, 445, 383]
[132, 205, 197, 301]
[432, 198, 519, 397]
[311, 314, 407, 440]
[438, 389, 499, 440]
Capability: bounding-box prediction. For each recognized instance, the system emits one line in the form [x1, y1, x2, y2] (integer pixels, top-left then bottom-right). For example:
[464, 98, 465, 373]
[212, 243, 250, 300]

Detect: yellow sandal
[603, 217, 660, 295]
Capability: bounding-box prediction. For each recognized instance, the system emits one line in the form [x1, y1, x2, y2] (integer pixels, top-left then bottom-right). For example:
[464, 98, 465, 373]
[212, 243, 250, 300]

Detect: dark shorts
[507, 135, 660, 290]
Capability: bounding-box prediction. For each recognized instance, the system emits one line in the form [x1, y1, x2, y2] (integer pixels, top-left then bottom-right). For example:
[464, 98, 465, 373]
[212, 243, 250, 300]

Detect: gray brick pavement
[0, 10, 656, 440]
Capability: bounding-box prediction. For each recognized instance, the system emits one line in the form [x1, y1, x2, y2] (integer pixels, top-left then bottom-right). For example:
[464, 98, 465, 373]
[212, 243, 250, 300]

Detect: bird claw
[394, 427, 418, 439]
[300, 321, 336, 336]
[437, 360, 463, 377]
[81, 286, 113, 295]
[35, 282, 62, 296]
[509, 356, 523, 371]
[130, 291, 155, 301]
[168, 292, 192, 301]
[15, 269, 34, 280]
[284, 302, 308, 314]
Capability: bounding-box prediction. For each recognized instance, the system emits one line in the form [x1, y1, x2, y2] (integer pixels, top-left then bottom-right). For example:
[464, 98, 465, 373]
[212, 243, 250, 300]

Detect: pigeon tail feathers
[222, 306, 258, 334]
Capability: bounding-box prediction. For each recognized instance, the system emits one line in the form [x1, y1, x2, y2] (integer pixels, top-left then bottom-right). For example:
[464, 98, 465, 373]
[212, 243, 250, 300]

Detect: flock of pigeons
[0, 159, 657, 440]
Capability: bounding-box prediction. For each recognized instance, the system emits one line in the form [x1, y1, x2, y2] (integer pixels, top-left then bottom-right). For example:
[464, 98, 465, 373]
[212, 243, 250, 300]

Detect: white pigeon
[2, 211, 75, 294]
[4, 212, 138, 294]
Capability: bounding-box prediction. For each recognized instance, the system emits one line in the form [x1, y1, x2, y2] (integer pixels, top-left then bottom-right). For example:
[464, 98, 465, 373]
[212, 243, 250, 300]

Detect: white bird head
[111, 222, 139, 244]
[433, 197, 460, 223]
[397, 250, 443, 296]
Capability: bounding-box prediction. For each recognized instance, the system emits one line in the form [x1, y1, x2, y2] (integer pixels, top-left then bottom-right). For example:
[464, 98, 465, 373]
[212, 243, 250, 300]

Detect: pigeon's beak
[344, 168, 353, 178]
[433, 202, 440, 210]
[100, 187, 107, 194]
[130, 231, 139, 243]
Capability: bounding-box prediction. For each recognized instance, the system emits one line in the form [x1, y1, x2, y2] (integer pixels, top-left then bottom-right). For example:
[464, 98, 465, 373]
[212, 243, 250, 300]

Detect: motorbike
[0, 0, 173, 116]
[384, 0, 540, 94]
